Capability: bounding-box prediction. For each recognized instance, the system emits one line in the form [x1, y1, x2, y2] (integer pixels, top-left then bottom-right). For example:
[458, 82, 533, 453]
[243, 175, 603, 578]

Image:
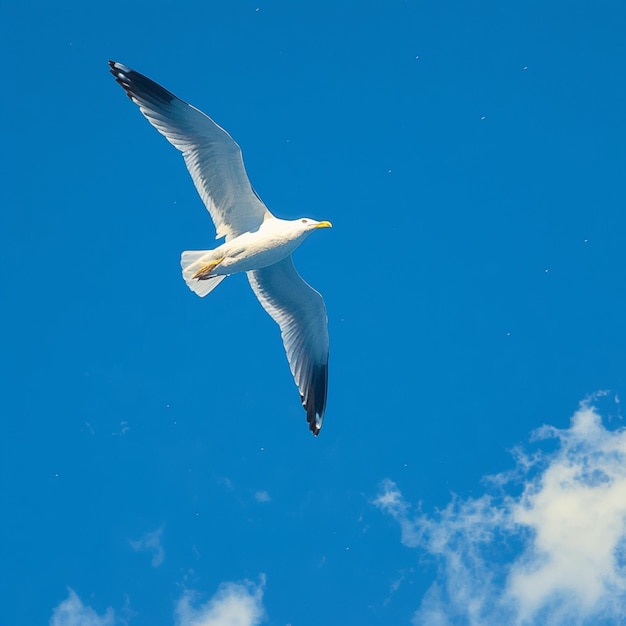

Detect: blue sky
[2, 1, 626, 625]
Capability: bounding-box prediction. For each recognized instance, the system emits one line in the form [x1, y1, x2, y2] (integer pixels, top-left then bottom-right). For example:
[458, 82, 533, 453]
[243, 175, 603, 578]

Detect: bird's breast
[216, 230, 304, 274]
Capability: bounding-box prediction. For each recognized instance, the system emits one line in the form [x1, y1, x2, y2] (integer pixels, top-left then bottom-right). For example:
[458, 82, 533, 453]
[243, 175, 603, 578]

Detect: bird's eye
[301, 219, 308, 223]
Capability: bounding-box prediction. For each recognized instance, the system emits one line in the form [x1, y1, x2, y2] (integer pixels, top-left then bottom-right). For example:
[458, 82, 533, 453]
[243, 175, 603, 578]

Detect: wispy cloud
[175, 575, 266, 626]
[50, 576, 267, 626]
[254, 490, 271, 503]
[129, 527, 165, 567]
[50, 589, 116, 626]
[373, 397, 626, 625]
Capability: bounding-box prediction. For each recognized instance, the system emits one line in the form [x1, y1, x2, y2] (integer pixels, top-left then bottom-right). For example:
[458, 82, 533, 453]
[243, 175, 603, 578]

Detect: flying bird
[109, 61, 331, 435]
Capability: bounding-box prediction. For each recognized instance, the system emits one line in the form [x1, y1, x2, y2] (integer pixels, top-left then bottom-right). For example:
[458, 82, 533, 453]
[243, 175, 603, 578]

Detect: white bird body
[109, 61, 332, 435]
[183, 217, 330, 279]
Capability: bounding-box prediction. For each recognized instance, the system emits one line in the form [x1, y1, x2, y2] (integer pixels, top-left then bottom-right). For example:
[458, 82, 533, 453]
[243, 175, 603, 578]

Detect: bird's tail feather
[181, 250, 227, 297]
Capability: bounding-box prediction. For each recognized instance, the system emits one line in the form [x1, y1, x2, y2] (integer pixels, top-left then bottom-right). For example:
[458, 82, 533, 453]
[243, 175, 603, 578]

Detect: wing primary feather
[304, 362, 328, 436]
[109, 61, 176, 106]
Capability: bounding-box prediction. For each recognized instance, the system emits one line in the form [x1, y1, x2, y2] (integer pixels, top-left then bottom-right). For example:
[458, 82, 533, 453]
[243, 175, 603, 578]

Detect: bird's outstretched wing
[248, 257, 329, 435]
[109, 61, 271, 240]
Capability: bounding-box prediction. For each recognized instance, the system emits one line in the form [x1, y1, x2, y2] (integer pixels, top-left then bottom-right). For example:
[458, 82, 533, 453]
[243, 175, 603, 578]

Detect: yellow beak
[315, 220, 333, 229]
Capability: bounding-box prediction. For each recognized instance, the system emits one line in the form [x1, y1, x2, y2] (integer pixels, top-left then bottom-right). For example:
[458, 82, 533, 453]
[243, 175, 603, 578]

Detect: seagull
[109, 61, 332, 435]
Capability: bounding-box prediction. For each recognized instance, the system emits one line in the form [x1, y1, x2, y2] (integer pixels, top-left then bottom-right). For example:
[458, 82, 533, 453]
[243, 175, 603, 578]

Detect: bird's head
[299, 218, 333, 232]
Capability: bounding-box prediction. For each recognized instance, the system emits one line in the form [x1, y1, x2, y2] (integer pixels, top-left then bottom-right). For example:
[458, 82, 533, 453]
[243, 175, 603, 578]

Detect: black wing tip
[303, 362, 328, 437]
[307, 412, 322, 437]
[108, 60, 128, 83]
[109, 61, 134, 101]
[108, 60, 177, 105]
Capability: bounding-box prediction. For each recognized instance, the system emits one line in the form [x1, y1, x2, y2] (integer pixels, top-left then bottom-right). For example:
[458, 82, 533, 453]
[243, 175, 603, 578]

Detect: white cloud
[51, 576, 267, 626]
[175, 575, 266, 626]
[373, 398, 626, 626]
[50, 589, 116, 626]
[129, 527, 165, 567]
[254, 490, 271, 503]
